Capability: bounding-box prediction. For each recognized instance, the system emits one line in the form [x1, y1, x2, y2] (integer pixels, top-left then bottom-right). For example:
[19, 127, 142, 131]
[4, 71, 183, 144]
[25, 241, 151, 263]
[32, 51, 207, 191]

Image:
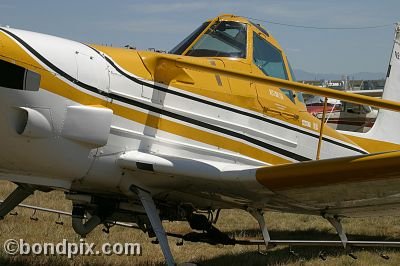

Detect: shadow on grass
[196, 245, 397, 266]
[1, 228, 399, 266]
[0, 254, 163, 266]
[227, 228, 400, 241]
[195, 228, 400, 265]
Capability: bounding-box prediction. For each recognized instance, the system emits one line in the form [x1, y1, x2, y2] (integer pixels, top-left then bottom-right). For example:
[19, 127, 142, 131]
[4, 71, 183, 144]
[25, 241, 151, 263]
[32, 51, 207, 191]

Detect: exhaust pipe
[71, 205, 102, 237]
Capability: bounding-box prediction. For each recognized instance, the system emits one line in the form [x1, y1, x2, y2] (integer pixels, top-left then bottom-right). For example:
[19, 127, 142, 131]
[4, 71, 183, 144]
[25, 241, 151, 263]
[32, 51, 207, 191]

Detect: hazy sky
[0, 0, 399, 74]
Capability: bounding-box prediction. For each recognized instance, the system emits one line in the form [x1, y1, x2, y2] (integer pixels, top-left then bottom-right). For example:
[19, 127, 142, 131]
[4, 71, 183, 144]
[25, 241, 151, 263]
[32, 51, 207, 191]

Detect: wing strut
[131, 186, 175, 266]
[248, 208, 270, 249]
[0, 185, 35, 219]
[324, 215, 348, 248]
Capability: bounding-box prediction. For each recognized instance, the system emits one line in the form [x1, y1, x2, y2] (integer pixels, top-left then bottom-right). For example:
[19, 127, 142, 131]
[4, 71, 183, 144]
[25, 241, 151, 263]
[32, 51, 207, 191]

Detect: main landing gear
[131, 186, 175, 266]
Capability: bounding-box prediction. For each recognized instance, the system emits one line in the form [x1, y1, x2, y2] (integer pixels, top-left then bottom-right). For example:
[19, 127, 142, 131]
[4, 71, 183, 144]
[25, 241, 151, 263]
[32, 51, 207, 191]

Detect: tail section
[366, 23, 400, 144]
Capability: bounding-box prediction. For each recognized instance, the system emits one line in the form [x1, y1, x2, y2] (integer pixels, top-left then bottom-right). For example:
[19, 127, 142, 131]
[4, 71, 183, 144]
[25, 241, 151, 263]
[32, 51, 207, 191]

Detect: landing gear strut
[324, 215, 348, 249]
[131, 186, 175, 266]
[248, 208, 270, 250]
[324, 214, 358, 259]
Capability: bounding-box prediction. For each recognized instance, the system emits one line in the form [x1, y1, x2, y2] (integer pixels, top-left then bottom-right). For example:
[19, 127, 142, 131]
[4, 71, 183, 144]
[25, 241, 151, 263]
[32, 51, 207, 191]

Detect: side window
[287, 58, 305, 104]
[253, 33, 288, 80]
[287, 59, 296, 81]
[253, 33, 296, 102]
[280, 89, 295, 103]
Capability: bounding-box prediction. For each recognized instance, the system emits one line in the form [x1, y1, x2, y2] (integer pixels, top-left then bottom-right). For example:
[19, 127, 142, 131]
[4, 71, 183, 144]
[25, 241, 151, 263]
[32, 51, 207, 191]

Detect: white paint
[61, 106, 113, 147]
[18, 107, 52, 138]
[365, 24, 400, 144]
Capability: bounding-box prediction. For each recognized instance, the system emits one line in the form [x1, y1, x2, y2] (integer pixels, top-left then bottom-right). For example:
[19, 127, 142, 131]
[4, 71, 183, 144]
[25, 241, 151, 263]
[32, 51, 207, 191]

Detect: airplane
[306, 96, 377, 132]
[1, 14, 400, 265]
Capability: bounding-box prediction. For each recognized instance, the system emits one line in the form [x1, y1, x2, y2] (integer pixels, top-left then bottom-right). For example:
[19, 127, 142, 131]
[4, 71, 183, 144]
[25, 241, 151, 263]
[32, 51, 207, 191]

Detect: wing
[118, 150, 400, 217]
[117, 151, 262, 208]
[256, 150, 400, 217]
[347, 89, 383, 97]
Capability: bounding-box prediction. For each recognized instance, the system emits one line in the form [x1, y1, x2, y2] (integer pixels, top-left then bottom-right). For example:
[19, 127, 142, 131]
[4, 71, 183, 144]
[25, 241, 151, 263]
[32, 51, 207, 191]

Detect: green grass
[0, 180, 400, 265]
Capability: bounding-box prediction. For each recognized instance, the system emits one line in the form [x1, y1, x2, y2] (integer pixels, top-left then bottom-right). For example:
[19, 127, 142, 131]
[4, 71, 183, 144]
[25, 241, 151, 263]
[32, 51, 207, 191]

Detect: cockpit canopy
[170, 14, 303, 103]
[183, 21, 246, 58]
[170, 20, 247, 58]
[170, 15, 295, 82]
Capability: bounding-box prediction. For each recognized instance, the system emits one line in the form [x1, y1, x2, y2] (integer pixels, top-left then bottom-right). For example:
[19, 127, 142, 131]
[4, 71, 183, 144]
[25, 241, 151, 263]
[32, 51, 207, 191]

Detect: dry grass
[0, 180, 400, 265]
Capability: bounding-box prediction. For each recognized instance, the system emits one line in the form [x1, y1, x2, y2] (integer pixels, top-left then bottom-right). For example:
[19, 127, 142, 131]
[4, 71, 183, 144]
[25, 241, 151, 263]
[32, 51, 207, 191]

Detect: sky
[0, 0, 399, 74]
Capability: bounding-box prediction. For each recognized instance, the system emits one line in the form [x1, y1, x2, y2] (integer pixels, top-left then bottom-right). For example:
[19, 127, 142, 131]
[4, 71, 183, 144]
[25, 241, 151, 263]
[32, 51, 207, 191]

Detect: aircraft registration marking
[269, 89, 284, 100]
[302, 120, 311, 128]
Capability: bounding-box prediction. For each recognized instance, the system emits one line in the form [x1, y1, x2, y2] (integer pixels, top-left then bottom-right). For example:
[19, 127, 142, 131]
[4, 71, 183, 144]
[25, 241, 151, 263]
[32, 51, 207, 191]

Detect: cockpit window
[185, 21, 247, 58]
[287, 59, 296, 81]
[253, 33, 288, 80]
[250, 21, 269, 37]
[170, 22, 210, 55]
[287, 58, 305, 104]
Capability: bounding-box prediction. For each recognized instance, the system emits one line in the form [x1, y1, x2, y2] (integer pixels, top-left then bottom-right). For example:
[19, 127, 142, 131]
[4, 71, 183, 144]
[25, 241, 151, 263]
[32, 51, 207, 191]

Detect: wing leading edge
[256, 150, 400, 190]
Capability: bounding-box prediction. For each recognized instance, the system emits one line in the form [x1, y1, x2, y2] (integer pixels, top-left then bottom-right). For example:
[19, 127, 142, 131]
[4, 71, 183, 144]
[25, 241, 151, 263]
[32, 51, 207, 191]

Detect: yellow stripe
[90, 44, 153, 80]
[0, 31, 290, 165]
[91, 44, 358, 145]
[344, 134, 400, 153]
[111, 103, 289, 164]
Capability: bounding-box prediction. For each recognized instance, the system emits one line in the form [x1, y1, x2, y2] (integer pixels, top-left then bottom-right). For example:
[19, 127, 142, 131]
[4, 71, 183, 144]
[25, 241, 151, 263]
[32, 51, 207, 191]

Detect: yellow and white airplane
[1, 14, 400, 264]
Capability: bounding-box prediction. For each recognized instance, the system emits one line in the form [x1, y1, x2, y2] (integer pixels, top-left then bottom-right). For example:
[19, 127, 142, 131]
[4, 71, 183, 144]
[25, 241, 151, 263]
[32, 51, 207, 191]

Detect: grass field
[1, 180, 400, 265]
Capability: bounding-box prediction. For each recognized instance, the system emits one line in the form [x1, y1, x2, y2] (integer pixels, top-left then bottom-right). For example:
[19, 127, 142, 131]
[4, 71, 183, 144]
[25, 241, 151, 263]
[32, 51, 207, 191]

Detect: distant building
[300, 79, 385, 91]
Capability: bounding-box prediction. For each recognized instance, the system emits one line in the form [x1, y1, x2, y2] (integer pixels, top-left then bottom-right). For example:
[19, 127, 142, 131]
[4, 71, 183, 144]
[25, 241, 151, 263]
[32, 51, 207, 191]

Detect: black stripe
[387, 64, 392, 78]
[110, 93, 310, 161]
[1, 28, 366, 161]
[0, 28, 107, 98]
[1, 28, 312, 162]
[103, 54, 367, 155]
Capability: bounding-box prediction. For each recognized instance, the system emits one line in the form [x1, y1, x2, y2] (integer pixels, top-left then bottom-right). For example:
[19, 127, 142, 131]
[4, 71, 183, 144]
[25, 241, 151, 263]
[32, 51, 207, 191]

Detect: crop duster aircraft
[1, 14, 400, 265]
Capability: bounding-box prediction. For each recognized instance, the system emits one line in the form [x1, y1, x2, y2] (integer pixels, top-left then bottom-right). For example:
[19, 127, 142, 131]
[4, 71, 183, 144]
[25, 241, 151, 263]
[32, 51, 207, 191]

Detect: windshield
[185, 21, 247, 58]
[170, 22, 210, 55]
